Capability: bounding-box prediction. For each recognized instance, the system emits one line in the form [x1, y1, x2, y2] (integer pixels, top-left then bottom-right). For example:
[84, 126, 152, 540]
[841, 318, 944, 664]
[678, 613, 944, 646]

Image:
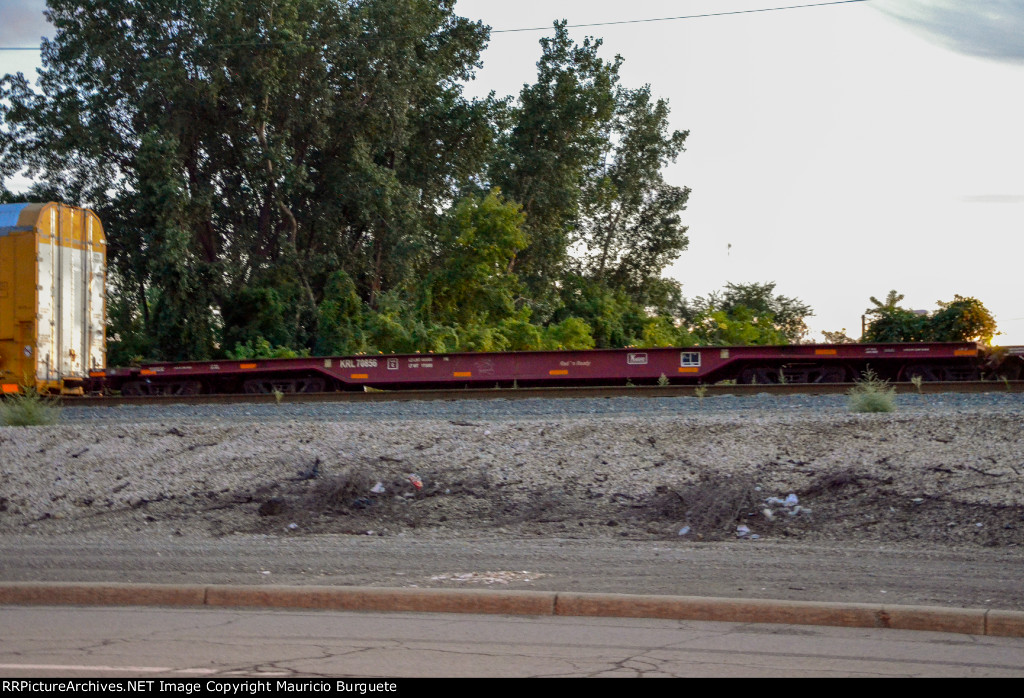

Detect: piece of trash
[370, 481, 386, 494]
[749, 534, 760, 540]
[762, 508, 775, 521]
[736, 524, 751, 537]
[287, 522, 299, 530]
[678, 526, 691, 536]
[406, 473, 423, 490]
[976, 522, 983, 528]
[787, 506, 803, 516]
[260, 570, 271, 575]
[911, 497, 924, 503]
[767, 494, 800, 508]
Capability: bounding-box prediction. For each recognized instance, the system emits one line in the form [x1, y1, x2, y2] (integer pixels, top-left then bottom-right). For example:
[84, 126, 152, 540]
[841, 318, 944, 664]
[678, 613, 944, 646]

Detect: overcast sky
[3, 1, 1023, 343]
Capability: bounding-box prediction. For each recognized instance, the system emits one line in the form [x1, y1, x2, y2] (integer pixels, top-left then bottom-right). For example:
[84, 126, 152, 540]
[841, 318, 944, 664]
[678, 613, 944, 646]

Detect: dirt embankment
[2, 411, 1022, 547]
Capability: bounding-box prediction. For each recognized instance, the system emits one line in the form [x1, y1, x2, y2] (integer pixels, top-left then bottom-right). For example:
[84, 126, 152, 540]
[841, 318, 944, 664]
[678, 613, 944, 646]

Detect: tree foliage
[489, 22, 690, 319]
[862, 290, 997, 344]
[488, 22, 620, 310]
[420, 190, 526, 328]
[680, 282, 813, 345]
[929, 295, 998, 344]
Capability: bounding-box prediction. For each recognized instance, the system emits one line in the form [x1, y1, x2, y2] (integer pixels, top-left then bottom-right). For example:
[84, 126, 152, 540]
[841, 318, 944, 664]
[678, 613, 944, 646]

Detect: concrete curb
[1, 583, 1021, 637]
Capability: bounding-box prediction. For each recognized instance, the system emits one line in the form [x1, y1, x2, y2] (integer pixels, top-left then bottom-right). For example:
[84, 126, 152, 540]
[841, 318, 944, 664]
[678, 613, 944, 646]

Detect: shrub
[847, 368, 896, 413]
[0, 388, 62, 426]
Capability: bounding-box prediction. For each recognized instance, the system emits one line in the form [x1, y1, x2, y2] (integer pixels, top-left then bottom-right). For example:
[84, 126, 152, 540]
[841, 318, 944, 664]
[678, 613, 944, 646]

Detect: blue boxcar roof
[0, 203, 32, 236]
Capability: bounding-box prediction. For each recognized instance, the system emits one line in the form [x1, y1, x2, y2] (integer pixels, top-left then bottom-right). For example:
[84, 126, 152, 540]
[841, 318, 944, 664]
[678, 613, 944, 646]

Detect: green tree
[821, 329, 857, 344]
[861, 290, 928, 342]
[639, 316, 696, 348]
[863, 291, 997, 344]
[490, 23, 690, 320]
[928, 295, 997, 344]
[543, 317, 596, 350]
[489, 22, 620, 312]
[692, 307, 788, 346]
[577, 86, 690, 307]
[315, 271, 371, 356]
[420, 190, 527, 328]
[554, 275, 646, 348]
[681, 282, 813, 345]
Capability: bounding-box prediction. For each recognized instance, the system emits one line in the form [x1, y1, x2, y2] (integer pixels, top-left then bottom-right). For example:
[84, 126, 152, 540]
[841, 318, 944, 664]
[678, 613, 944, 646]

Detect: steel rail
[56, 381, 1024, 408]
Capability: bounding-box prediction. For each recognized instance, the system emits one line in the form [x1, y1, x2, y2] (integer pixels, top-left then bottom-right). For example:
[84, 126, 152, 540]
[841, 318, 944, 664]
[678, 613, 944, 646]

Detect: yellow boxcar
[0, 202, 106, 395]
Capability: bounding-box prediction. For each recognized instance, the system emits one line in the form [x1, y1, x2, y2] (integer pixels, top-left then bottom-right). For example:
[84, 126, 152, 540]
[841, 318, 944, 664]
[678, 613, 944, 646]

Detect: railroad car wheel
[739, 367, 781, 384]
[121, 381, 145, 396]
[817, 367, 847, 383]
[938, 364, 980, 381]
[301, 378, 327, 393]
[902, 364, 940, 382]
[244, 379, 284, 394]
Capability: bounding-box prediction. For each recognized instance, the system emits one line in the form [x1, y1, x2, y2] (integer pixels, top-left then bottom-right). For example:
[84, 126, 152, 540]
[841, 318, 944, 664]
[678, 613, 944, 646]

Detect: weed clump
[0, 388, 62, 426]
[910, 375, 924, 394]
[653, 474, 761, 539]
[847, 368, 896, 413]
[308, 466, 377, 512]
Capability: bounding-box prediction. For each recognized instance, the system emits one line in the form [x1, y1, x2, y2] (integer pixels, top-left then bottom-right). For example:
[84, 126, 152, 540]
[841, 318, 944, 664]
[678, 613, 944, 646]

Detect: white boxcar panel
[35, 205, 106, 384]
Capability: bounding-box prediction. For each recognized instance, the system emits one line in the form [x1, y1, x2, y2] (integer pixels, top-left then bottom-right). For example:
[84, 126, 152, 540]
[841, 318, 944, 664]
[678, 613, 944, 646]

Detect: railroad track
[59, 380, 1024, 407]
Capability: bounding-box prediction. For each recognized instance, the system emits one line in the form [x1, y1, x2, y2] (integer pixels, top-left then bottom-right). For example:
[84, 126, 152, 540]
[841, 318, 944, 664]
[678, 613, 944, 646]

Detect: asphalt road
[2, 606, 1022, 678]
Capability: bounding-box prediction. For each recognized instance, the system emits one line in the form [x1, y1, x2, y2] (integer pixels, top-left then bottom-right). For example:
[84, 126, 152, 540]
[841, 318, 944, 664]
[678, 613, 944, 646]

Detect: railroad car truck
[0, 202, 106, 395]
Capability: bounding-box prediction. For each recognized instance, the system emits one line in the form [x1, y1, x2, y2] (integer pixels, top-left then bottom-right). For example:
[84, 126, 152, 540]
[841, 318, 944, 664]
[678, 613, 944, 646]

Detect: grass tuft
[848, 368, 896, 413]
[0, 387, 62, 427]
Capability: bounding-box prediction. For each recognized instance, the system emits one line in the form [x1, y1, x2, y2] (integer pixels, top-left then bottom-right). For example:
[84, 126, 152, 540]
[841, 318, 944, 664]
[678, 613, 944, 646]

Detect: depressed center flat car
[94, 342, 987, 396]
